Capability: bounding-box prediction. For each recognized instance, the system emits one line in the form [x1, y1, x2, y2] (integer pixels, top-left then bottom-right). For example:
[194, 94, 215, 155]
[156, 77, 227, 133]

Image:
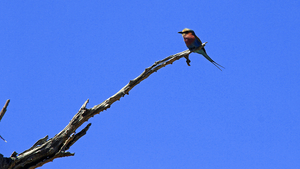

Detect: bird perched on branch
[178, 28, 224, 70]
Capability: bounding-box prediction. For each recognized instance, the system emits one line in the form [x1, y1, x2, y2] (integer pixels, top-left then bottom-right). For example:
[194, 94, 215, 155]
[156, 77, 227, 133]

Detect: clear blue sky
[1, 1, 299, 168]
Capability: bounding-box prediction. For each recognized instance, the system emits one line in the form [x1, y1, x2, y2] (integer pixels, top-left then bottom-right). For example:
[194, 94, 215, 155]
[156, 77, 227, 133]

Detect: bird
[178, 28, 224, 70]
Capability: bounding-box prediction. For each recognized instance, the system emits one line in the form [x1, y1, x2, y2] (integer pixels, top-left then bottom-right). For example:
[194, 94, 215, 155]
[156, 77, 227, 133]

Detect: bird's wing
[195, 35, 202, 44]
[195, 35, 207, 53]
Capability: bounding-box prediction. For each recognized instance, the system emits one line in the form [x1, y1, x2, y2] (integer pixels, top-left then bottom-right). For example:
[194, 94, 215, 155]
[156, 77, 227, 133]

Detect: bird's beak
[178, 31, 183, 34]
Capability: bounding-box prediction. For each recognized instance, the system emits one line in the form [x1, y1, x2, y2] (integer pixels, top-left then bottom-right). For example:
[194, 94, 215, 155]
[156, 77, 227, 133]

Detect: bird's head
[178, 28, 195, 36]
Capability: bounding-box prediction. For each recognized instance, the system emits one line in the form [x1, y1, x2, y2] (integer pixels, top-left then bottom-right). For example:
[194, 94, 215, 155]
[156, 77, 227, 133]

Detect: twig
[0, 99, 10, 122]
[0, 99, 10, 143]
[0, 135, 7, 143]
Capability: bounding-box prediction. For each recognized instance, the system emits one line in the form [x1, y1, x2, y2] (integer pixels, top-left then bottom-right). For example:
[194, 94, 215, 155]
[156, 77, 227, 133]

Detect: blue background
[1, 0, 299, 168]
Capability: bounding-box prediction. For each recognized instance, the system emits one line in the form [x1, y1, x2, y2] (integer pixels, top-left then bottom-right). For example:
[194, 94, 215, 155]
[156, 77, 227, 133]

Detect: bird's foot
[184, 55, 191, 66]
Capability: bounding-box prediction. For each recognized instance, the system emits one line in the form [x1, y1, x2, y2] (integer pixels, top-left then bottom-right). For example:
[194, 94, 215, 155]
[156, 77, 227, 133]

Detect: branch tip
[0, 99, 10, 122]
[80, 99, 89, 110]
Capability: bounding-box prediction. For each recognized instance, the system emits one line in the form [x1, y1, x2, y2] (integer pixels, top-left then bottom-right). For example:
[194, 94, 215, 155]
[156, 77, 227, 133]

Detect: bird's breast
[183, 34, 196, 46]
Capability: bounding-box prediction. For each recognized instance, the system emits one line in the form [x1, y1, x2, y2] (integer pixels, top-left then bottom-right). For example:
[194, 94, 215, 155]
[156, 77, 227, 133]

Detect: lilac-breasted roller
[178, 28, 224, 70]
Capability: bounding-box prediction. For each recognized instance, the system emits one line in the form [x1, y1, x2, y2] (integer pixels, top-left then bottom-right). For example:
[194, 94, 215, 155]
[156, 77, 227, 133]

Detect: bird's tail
[195, 50, 225, 71]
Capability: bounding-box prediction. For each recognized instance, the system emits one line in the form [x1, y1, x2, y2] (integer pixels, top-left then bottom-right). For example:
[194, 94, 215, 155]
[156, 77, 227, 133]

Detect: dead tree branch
[0, 99, 10, 122]
[1, 43, 206, 169]
[0, 99, 10, 143]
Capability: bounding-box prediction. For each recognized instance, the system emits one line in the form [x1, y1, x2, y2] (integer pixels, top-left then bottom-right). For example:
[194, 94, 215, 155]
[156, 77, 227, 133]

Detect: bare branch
[0, 99, 10, 143]
[1, 43, 207, 169]
[0, 99, 10, 122]
[0, 135, 7, 143]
